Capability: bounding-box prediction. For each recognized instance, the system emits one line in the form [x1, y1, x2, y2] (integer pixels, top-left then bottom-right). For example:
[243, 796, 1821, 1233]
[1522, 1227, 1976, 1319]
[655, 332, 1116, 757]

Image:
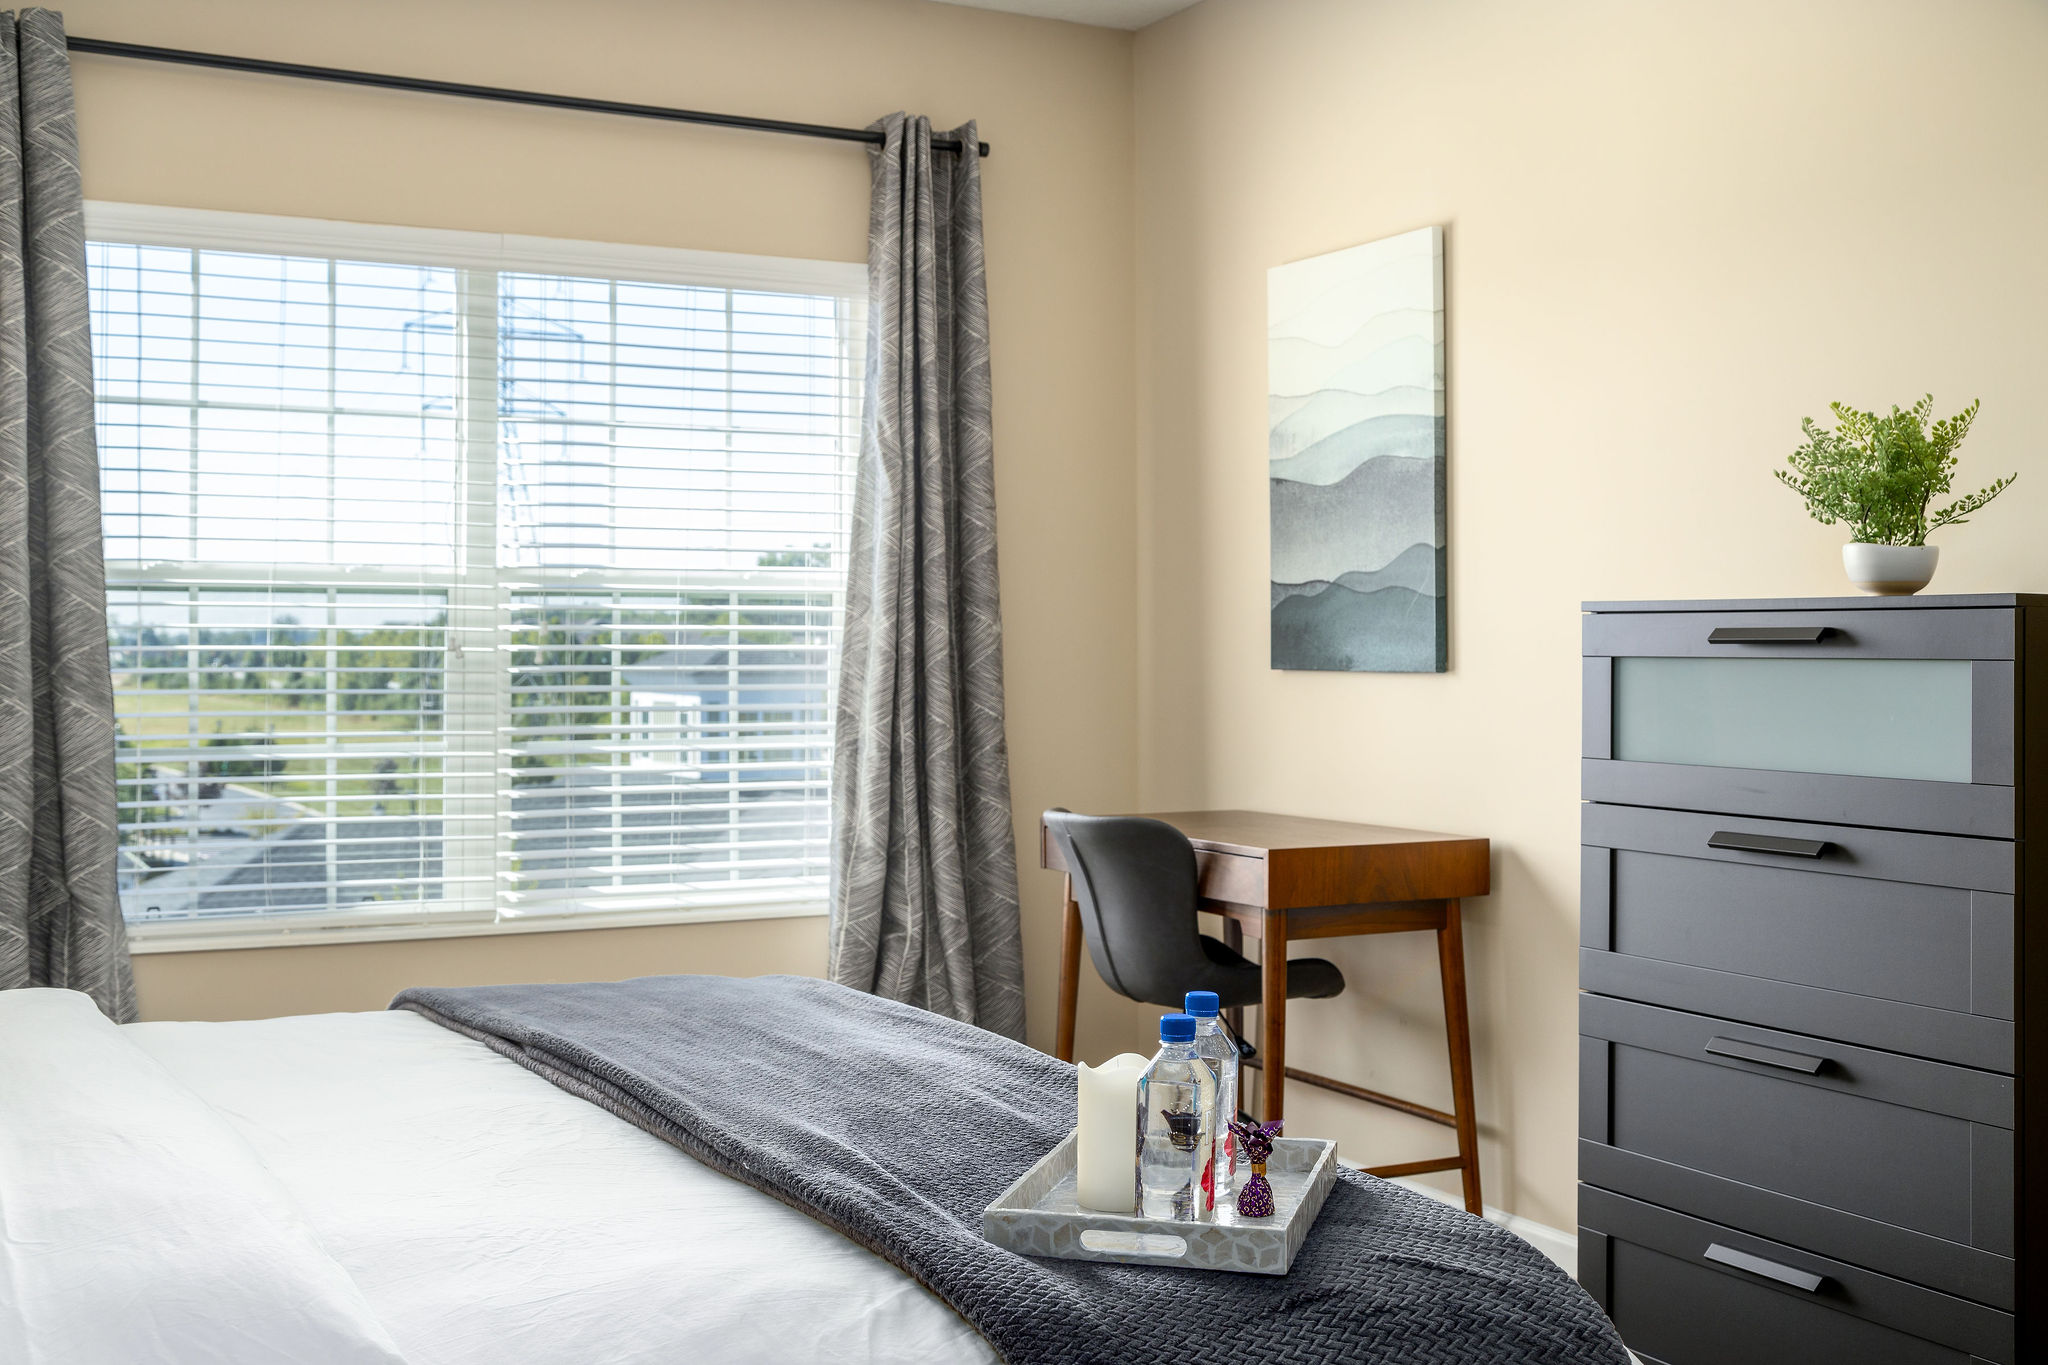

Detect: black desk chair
[1042, 809, 1344, 1020]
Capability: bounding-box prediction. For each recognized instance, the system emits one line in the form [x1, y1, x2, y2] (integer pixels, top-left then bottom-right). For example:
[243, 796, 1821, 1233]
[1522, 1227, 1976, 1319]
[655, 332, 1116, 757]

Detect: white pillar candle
[1075, 1052, 1148, 1213]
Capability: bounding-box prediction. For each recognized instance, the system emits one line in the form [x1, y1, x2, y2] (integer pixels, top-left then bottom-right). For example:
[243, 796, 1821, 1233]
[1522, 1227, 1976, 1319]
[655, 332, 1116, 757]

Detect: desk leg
[1259, 911, 1287, 1123]
[1221, 918, 1246, 1041]
[1056, 877, 1081, 1063]
[1438, 899, 1483, 1214]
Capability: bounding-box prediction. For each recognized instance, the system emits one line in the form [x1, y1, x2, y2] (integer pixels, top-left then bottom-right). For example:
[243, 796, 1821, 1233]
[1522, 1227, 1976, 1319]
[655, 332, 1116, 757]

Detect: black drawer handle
[1707, 625, 1833, 643]
[1706, 1036, 1827, 1074]
[1704, 1243, 1825, 1292]
[1708, 830, 1831, 859]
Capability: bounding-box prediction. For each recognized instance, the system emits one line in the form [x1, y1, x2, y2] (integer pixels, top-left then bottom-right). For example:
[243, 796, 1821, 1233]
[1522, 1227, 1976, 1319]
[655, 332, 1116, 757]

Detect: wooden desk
[1040, 809, 1491, 1212]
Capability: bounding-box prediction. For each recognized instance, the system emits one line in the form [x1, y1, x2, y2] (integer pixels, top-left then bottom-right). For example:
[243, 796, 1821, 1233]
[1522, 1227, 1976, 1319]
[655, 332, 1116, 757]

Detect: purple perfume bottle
[1229, 1118, 1282, 1218]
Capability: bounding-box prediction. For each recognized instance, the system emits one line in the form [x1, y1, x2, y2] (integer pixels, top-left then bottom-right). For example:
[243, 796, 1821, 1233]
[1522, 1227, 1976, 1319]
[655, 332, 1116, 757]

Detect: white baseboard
[1337, 1159, 1577, 1277]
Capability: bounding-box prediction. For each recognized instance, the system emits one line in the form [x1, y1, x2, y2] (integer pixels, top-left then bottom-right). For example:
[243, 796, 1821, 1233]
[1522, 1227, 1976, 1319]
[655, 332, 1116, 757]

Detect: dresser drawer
[1581, 805, 2013, 1071]
[1583, 607, 2016, 837]
[1583, 605, 2016, 661]
[1580, 1186, 2014, 1364]
[1581, 996, 2014, 1266]
[1580, 1139, 2013, 1309]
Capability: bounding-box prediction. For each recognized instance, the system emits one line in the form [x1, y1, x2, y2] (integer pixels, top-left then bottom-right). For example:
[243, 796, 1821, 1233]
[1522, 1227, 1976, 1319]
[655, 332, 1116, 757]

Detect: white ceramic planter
[1843, 542, 1939, 595]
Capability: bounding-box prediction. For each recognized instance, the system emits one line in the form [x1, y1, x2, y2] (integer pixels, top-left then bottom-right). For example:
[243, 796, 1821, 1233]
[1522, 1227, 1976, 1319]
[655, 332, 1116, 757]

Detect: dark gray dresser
[1578, 594, 2047, 1365]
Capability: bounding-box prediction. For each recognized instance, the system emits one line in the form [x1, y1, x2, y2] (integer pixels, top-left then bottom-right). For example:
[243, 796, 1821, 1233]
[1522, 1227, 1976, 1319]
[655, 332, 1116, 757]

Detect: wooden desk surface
[1039, 808, 1489, 910]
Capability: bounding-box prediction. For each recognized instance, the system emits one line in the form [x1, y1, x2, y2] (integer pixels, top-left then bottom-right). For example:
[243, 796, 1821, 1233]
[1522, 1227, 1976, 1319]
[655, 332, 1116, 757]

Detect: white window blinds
[89, 207, 862, 940]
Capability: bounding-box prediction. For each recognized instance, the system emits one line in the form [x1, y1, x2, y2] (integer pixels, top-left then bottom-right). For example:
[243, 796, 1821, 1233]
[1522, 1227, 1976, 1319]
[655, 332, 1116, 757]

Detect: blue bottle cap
[1159, 1012, 1196, 1043]
[1184, 990, 1221, 1017]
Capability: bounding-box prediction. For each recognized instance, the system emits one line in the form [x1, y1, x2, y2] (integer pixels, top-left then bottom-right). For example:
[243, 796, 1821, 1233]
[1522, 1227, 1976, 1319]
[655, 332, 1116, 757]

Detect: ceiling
[929, 0, 1202, 30]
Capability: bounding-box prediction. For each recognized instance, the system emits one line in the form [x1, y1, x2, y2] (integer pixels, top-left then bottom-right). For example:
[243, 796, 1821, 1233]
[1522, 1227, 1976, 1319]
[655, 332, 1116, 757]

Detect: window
[89, 205, 863, 945]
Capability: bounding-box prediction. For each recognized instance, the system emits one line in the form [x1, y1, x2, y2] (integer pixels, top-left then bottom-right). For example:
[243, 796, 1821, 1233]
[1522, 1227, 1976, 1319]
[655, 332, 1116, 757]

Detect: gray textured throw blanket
[393, 974, 1625, 1365]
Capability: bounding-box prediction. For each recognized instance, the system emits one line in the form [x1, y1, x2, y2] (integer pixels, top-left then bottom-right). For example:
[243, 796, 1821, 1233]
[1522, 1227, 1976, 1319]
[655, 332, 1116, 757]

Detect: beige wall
[131, 916, 830, 1022]
[1131, 0, 2048, 1229]
[91, 0, 2048, 1236]
[80, 0, 1145, 1050]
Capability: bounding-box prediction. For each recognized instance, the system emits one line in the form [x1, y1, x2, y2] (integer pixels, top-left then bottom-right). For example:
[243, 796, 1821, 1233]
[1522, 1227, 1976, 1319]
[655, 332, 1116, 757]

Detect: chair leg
[1437, 899, 1483, 1215]
[1055, 877, 1081, 1063]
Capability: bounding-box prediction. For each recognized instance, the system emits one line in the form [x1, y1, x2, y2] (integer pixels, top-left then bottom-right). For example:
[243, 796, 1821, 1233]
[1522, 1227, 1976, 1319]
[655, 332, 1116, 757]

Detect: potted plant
[1775, 396, 2016, 594]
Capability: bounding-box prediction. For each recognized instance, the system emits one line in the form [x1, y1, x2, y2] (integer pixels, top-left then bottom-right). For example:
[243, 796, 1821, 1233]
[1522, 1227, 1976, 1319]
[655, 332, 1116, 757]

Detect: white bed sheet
[126, 1008, 997, 1365]
[0, 991, 408, 1365]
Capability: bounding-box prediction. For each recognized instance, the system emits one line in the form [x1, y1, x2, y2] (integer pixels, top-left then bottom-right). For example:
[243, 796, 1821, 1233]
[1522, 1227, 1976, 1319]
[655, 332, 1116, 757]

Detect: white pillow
[0, 989, 408, 1365]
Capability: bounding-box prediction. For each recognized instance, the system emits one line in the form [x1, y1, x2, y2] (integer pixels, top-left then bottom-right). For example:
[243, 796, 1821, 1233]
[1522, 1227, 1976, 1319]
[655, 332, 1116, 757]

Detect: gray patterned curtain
[829, 114, 1024, 1039]
[0, 10, 135, 1021]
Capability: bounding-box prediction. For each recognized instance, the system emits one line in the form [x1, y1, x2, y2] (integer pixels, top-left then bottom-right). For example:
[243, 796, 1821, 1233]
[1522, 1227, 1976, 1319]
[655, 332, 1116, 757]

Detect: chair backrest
[1042, 809, 1211, 1009]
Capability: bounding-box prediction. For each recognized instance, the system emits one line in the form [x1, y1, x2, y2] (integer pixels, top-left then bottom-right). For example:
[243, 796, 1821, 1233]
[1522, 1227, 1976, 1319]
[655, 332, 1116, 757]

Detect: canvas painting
[1268, 226, 1446, 673]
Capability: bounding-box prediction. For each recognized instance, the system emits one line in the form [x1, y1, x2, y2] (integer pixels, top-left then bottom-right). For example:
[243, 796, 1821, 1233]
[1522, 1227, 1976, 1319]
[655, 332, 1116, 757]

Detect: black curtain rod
[65, 36, 990, 157]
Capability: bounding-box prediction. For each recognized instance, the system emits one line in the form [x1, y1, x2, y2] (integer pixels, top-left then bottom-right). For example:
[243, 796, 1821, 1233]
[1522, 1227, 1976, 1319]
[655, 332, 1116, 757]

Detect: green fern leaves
[1776, 396, 2013, 546]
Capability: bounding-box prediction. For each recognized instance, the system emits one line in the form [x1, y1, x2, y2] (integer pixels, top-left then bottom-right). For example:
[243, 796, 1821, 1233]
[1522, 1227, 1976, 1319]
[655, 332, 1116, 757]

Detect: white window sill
[125, 901, 829, 955]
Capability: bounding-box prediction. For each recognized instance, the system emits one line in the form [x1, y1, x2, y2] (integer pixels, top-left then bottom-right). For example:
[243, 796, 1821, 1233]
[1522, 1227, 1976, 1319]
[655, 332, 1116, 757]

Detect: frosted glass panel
[1613, 657, 1973, 782]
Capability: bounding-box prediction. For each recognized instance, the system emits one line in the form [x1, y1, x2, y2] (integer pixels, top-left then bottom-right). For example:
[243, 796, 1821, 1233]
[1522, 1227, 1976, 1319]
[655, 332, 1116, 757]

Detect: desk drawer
[1580, 1186, 2013, 1364]
[1581, 997, 2013, 1259]
[1583, 607, 2015, 837]
[1580, 805, 2013, 1070]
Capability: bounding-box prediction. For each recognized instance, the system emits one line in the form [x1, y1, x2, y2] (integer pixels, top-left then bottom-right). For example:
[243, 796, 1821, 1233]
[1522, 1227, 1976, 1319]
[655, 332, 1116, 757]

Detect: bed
[0, 978, 1625, 1364]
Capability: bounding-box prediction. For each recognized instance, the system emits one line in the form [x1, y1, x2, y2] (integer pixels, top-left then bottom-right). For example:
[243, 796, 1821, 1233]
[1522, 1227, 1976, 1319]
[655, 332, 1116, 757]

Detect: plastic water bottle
[1185, 991, 1239, 1203]
[1136, 1013, 1217, 1222]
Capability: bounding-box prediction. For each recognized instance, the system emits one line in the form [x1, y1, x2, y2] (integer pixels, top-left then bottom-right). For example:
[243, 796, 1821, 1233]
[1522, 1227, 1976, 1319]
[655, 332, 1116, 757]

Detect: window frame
[88, 202, 863, 954]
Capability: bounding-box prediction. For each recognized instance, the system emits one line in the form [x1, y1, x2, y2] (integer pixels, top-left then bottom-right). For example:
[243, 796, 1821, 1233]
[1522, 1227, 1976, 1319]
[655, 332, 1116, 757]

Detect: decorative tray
[981, 1132, 1338, 1275]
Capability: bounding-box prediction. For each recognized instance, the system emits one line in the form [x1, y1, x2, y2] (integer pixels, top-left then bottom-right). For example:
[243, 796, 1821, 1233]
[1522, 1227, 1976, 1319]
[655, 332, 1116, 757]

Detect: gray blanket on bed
[392, 974, 1625, 1365]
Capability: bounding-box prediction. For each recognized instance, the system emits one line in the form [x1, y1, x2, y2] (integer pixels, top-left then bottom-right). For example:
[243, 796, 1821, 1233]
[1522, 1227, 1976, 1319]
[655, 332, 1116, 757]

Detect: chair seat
[1125, 934, 1345, 1012]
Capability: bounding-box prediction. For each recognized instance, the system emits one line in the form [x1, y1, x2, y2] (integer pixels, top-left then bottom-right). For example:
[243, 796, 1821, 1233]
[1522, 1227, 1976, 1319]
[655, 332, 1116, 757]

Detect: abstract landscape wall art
[1268, 226, 1446, 672]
